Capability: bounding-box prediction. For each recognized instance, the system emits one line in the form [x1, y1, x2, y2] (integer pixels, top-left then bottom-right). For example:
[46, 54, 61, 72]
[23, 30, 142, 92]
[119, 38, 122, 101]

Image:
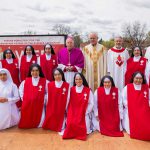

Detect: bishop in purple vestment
[58, 37, 84, 86]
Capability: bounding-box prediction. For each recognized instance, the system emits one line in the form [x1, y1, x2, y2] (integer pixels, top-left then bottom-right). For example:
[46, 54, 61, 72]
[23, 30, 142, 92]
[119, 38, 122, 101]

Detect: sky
[0, 0, 150, 40]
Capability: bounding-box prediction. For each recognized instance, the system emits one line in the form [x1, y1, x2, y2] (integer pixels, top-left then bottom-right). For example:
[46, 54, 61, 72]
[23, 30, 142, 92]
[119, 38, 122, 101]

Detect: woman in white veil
[0, 68, 20, 130]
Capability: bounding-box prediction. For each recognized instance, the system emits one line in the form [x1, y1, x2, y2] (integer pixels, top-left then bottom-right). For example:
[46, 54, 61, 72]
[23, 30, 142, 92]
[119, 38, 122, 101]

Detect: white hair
[114, 35, 123, 40]
[88, 32, 99, 39]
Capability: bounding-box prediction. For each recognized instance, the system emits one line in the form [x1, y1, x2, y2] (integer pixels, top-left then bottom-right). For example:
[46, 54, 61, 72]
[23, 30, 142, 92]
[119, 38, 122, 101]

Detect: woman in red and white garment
[92, 75, 123, 137]
[125, 47, 147, 85]
[38, 44, 58, 81]
[63, 73, 94, 141]
[18, 64, 49, 128]
[42, 68, 70, 134]
[0, 49, 20, 87]
[122, 71, 150, 140]
[20, 45, 37, 82]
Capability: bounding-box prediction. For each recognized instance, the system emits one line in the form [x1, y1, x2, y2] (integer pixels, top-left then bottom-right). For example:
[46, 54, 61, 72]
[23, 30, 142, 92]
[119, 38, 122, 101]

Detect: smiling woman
[122, 71, 150, 140]
[18, 64, 49, 129]
[0, 68, 20, 130]
[63, 73, 93, 140]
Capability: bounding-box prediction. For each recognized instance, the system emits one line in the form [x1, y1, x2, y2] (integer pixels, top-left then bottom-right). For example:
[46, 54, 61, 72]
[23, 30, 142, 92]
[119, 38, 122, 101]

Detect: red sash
[20, 55, 37, 81]
[18, 77, 46, 128]
[125, 57, 147, 85]
[97, 87, 124, 137]
[1, 59, 20, 87]
[63, 86, 90, 140]
[127, 84, 150, 140]
[40, 54, 58, 81]
[42, 81, 69, 131]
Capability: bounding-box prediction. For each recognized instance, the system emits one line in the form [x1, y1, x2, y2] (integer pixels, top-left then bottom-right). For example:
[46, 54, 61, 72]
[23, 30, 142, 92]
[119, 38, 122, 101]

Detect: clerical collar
[67, 48, 74, 52]
[133, 83, 141, 90]
[76, 85, 84, 93]
[55, 80, 63, 88]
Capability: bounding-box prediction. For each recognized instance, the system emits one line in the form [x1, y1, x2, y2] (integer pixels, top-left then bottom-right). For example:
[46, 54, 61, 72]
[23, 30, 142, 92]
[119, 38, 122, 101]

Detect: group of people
[0, 32, 150, 141]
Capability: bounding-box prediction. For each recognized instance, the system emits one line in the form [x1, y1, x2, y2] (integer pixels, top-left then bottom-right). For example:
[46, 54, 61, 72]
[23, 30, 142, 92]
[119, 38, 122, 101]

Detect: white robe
[83, 43, 107, 92]
[122, 84, 150, 134]
[58, 64, 82, 87]
[0, 69, 20, 130]
[92, 88, 123, 131]
[145, 61, 150, 85]
[107, 47, 129, 90]
[19, 77, 49, 127]
[145, 46, 150, 61]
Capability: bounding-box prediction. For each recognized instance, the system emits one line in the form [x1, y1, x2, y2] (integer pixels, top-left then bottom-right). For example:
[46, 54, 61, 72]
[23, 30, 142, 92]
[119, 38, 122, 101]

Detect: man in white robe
[107, 36, 129, 91]
[83, 32, 107, 92]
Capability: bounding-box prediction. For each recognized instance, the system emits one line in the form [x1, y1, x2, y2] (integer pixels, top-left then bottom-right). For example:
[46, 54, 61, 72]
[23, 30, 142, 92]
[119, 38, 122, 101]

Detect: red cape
[63, 86, 90, 141]
[97, 87, 124, 137]
[42, 81, 69, 131]
[127, 84, 150, 140]
[125, 57, 147, 85]
[20, 55, 37, 81]
[40, 54, 58, 81]
[18, 77, 46, 128]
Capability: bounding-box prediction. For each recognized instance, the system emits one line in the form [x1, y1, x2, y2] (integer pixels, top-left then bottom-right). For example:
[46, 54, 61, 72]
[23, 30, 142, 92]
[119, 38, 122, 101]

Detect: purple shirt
[58, 47, 84, 68]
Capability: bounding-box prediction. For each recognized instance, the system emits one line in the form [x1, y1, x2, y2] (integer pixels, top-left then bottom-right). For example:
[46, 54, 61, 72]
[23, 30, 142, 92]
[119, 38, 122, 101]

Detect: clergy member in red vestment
[125, 47, 147, 85]
[18, 64, 49, 128]
[122, 72, 150, 140]
[20, 45, 37, 82]
[38, 44, 58, 81]
[92, 75, 124, 137]
[42, 68, 70, 134]
[0, 49, 20, 87]
[58, 37, 84, 86]
[63, 73, 93, 141]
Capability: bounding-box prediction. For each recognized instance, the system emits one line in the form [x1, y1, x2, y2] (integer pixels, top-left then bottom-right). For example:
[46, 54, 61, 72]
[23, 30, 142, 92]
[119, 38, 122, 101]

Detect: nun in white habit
[0, 68, 20, 130]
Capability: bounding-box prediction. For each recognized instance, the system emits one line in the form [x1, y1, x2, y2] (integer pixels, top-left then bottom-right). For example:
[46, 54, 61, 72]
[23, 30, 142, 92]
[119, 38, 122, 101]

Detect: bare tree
[122, 21, 149, 49]
[52, 24, 83, 48]
[52, 24, 72, 35]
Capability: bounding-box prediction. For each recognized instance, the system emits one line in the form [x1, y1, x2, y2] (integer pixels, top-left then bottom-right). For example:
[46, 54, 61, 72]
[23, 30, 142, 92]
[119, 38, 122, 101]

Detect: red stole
[1, 59, 20, 87]
[63, 86, 90, 141]
[18, 77, 46, 128]
[125, 57, 147, 85]
[20, 55, 37, 81]
[127, 84, 150, 140]
[40, 54, 58, 81]
[111, 48, 125, 53]
[97, 87, 123, 137]
[42, 81, 69, 131]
